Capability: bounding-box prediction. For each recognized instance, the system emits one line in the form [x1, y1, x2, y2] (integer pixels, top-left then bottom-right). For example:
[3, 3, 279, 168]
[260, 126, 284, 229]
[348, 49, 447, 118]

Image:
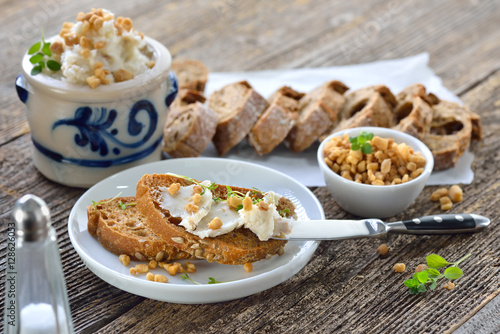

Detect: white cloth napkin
[201, 53, 474, 187]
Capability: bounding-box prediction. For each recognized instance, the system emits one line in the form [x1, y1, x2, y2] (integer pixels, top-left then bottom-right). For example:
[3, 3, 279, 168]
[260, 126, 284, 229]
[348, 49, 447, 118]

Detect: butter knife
[273, 214, 490, 240]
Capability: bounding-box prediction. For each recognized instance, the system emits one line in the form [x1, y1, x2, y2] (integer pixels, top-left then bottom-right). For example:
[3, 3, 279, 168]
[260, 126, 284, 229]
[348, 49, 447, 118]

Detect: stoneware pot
[16, 36, 178, 188]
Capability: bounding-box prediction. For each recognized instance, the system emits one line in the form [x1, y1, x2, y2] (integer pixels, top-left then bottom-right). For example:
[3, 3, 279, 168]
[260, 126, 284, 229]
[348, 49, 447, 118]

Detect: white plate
[68, 158, 324, 304]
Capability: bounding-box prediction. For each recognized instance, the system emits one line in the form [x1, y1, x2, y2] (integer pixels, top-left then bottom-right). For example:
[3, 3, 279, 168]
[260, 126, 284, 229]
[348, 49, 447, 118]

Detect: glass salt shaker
[4, 195, 74, 334]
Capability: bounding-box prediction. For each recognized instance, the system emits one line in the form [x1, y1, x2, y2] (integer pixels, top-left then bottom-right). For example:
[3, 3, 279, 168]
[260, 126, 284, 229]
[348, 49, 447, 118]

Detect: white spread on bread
[158, 181, 292, 241]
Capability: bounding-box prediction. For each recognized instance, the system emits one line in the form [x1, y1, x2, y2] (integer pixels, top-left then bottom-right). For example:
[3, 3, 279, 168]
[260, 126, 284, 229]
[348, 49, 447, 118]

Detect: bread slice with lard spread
[87, 196, 193, 262]
[136, 174, 295, 265]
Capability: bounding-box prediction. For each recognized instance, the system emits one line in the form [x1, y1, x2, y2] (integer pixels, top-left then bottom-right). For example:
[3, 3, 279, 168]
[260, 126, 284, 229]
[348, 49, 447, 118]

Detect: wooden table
[1, 1, 499, 333]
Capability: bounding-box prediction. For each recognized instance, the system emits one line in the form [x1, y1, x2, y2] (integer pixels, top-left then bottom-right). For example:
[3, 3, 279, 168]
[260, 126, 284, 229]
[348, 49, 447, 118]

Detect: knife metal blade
[273, 214, 490, 240]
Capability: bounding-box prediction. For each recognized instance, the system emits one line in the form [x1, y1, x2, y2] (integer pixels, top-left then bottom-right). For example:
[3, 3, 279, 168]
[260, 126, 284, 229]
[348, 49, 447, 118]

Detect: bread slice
[163, 100, 218, 158]
[170, 89, 206, 109]
[171, 59, 209, 92]
[331, 85, 396, 134]
[423, 100, 472, 170]
[392, 84, 433, 140]
[209, 81, 268, 156]
[248, 86, 303, 155]
[87, 196, 192, 262]
[285, 81, 349, 153]
[136, 174, 293, 265]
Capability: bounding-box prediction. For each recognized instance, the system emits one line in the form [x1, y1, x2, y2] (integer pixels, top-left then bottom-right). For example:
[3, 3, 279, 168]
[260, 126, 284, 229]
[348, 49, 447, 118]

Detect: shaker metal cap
[12, 194, 51, 242]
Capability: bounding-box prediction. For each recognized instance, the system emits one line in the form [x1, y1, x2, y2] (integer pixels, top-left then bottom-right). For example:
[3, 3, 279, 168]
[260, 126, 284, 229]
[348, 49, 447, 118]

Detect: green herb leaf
[417, 283, 426, 293]
[208, 277, 223, 284]
[180, 273, 201, 285]
[361, 143, 373, 154]
[213, 197, 222, 203]
[404, 278, 418, 288]
[28, 42, 41, 55]
[444, 267, 463, 280]
[235, 204, 243, 211]
[427, 268, 441, 278]
[31, 65, 42, 76]
[349, 131, 374, 153]
[47, 60, 61, 71]
[38, 61, 46, 69]
[417, 270, 428, 284]
[405, 253, 469, 295]
[92, 192, 123, 209]
[426, 254, 451, 269]
[29, 53, 44, 64]
[279, 208, 290, 217]
[42, 42, 52, 56]
[118, 201, 137, 210]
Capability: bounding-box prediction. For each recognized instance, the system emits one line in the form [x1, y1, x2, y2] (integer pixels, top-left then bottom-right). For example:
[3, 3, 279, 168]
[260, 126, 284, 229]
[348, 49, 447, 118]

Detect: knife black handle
[397, 214, 490, 234]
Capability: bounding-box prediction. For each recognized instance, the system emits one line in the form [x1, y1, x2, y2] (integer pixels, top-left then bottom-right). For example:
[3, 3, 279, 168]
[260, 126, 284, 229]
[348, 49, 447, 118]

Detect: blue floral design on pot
[52, 100, 157, 157]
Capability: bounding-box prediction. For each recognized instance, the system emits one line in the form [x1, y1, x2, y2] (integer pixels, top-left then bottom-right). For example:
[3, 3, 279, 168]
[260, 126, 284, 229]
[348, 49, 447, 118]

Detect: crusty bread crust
[87, 197, 192, 261]
[171, 59, 209, 92]
[248, 86, 303, 155]
[170, 89, 207, 109]
[163, 102, 218, 158]
[284, 81, 348, 153]
[392, 84, 433, 140]
[423, 100, 472, 170]
[136, 174, 292, 265]
[209, 81, 268, 156]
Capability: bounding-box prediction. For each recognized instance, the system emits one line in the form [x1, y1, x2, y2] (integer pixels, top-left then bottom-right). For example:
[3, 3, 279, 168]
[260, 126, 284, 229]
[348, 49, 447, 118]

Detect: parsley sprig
[349, 131, 374, 154]
[28, 31, 61, 76]
[404, 253, 470, 295]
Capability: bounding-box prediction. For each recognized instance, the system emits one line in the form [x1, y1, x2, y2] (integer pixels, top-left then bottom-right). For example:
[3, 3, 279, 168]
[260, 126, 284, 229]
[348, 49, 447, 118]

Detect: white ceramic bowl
[317, 127, 434, 218]
[16, 36, 178, 188]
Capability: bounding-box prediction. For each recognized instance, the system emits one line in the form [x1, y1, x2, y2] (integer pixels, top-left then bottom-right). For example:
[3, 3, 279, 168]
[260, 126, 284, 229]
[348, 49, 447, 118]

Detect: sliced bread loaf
[171, 59, 209, 92]
[284, 81, 349, 153]
[209, 81, 268, 156]
[248, 86, 303, 155]
[163, 99, 218, 158]
[331, 85, 396, 133]
[170, 89, 207, 109]
[87, 196, 192, 262]
[392, 84, 433, 140]
[136, 174, 292, 265]
[423, 100, 472, 170]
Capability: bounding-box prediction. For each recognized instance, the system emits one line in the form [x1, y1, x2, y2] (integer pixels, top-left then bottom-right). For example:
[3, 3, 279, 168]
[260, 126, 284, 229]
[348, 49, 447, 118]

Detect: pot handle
[16, 74, 29, 104]
[164, 70, 178, 107]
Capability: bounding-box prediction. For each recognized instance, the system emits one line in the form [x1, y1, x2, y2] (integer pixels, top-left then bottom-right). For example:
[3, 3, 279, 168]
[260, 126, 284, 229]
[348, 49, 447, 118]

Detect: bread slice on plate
[248, 86, 304, 155]
[163, 97, 218, 158]
[136, 174, 293, 265]
[285, 80, 349, 153]
[171, 59, 209, 92]
[392, 84, 433, 140]
[209, 80, 268, 156]
[331, 85, 396, 133]
[423, 100, 472, 170]
[87, 196, 192, 262]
